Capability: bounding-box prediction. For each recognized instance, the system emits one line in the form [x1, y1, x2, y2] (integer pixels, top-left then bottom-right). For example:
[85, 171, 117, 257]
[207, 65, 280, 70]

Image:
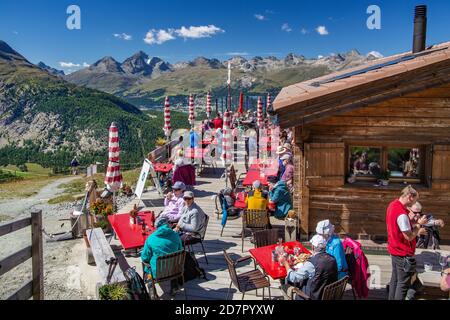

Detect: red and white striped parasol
[188, 94, 195, 126]
[267, 93, 272, 115]
[221, 110, 232, 166]
[163, 96, 171, 138]
[257, 97, 264, 128]
[206, 91, 212, 119]
[104, 122, 123, 193]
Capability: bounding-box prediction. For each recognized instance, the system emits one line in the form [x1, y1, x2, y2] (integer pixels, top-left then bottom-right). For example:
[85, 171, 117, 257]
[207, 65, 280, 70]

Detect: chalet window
[348, 145, 424, 184]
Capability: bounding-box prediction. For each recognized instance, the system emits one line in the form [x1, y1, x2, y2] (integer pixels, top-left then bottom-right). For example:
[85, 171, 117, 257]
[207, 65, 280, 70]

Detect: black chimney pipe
[413, 5, 427, 53]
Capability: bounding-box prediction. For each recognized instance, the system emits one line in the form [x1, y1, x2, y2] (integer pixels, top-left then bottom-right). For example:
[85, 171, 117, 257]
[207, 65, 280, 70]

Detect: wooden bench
[85, 228, 127, 288]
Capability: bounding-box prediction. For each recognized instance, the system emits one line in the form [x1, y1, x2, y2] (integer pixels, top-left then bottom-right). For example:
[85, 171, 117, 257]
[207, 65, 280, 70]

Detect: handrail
[0, 210, 44, 300]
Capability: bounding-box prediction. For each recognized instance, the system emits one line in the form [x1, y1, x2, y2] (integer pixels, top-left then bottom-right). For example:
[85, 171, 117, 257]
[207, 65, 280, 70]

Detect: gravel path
[0, 178, 134, 300]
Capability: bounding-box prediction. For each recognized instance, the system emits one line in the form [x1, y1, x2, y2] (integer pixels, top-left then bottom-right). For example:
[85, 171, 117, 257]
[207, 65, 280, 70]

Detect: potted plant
[377, 170, 391, 186]
[91, 199, 113, 233]
[98, 283, 129, 300]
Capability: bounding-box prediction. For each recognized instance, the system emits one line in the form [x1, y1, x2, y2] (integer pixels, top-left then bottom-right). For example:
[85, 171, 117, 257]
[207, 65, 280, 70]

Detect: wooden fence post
[31, 210, 44, 300]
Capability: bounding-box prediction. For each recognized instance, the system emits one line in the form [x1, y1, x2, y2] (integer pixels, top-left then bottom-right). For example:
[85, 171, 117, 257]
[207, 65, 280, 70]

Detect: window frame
[345, 142, 426, 185]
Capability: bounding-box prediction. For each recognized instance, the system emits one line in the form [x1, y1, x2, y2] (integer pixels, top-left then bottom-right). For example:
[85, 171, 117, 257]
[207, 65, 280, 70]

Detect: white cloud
[83, 62, 90, 68]
[300, 28, 309, 35]
[316, 26, 329, 35]
[254, 14, 266, 21]
[59, 62, 81, 68]
[12, 31, 19, 35]
[175, 25, 224, 39]
[144, 29, 176, 45]
[144, 25, 224, 45]
[367, 51, 384, 58]
[113, 33, 132, 41]
[318, 55, 324, 59]
[226, 52, 250, 56]
[281, 23, 292, 32]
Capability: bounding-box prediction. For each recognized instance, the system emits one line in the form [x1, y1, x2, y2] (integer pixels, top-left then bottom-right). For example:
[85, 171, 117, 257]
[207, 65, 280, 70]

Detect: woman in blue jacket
[141, 217, 183, 279]
[316, 219, 349, 280]
[267, 175, 293, 219]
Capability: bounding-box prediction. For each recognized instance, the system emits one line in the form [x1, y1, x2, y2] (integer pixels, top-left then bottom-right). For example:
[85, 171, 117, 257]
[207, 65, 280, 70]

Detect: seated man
[279, 234, 338, 300]
[141, 216, 183, 293]
[315, 220, 349, 280]
[267, 175, 293, 219]
[174, 191, 207, 245]
[156, 181, 186, 224]
[246, 180, 268, 210]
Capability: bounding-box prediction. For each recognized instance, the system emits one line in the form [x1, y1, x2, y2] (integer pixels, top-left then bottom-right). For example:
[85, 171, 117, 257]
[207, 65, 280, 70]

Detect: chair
[142, 250, 187, 300]
[242, 209, 270, 252]
[183, 215, 209, 264]
[215, 193, 242, 237]
[223, 250, 271, 300]
[344, 246, 359, 300]
[228, 164, 246, 193]
[253, 229, 280, 248]
[284, 276, 349, 300]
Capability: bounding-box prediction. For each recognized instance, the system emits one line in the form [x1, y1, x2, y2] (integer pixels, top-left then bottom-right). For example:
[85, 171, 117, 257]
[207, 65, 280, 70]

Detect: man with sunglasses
[386, 185, 429, 300]
[409, 202, 445, 250]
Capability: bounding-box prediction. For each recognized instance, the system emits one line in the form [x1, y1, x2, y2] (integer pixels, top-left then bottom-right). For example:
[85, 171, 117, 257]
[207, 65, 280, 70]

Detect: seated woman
[267, 175, 293, 219]
[141, 216, 183, 293]
[156, 181, 186, 225]
[245, 180, 268, 210]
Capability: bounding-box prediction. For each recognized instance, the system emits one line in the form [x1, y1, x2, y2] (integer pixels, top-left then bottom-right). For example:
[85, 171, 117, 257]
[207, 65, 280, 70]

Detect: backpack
[183, 251, 207, 282]
[123, 267, 150, 300]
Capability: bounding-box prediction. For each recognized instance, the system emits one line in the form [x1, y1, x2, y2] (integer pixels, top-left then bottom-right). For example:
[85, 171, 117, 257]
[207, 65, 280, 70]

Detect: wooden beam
[7, 281, 33, 300]
[86, 228, 127, 285]
[0, 245, 32, 276]
[31, 210, 44, 300]
[0, 217, 31, 237]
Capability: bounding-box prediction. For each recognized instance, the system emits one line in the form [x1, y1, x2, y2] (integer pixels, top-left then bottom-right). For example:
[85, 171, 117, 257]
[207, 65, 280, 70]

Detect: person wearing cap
[316, 220, 348, 280]
[279, 234, 338, 300]
[280, 154, 294, 192]
[267, 175, 293, 219]
[175, 191, 207, 244]
[276, 144, 293, 179]
[157, 181, 186, 224]
[246, 180, 269, 210]
[141, 216, 183, 281]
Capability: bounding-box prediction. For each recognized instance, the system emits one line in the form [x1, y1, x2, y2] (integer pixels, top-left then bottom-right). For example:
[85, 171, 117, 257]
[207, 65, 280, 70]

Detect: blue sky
[1, 0, 449, 73]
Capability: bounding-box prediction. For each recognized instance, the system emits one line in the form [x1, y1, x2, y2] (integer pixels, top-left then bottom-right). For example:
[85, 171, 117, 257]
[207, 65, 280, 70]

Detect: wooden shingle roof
[273, 42, 450, 128]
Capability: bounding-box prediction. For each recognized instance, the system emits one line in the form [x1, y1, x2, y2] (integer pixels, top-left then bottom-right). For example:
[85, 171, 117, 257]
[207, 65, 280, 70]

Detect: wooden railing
[0, 210, 44, 300]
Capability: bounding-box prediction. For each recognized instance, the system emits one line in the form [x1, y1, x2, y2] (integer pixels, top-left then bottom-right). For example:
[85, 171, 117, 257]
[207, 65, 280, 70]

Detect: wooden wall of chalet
[293, 83, 450, 242]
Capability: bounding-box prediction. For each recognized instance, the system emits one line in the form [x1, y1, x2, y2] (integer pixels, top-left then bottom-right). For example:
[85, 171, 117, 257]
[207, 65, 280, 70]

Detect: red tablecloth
[249, 241, 311, 280]
[153, 163, 174, 173]
[108, 211, 156, 250]
[243, 164, 279, 186]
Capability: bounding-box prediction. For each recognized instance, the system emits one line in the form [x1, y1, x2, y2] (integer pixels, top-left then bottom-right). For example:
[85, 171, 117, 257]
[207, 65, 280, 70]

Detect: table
[108, 211, 156, 250]
[184, 147, 211, 159]
[415, 248, 449, 288]
[153, 163, 173, 173]
[249, 241, 311, 280]
[243, 163, 279, 186]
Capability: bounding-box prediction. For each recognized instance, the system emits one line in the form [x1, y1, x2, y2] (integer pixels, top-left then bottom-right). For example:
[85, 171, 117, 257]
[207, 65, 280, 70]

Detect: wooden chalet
[273, 41, 450, 242]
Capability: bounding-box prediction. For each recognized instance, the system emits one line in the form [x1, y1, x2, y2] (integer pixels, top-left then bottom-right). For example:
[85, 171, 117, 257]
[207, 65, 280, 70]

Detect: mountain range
[0, 40, 171, 168]
[64, 49, 382, 107]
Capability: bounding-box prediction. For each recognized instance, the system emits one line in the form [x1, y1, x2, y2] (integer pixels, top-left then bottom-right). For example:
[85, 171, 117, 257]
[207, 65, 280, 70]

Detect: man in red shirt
[213, 113, 223, 130]
[386, 185, 428, 300]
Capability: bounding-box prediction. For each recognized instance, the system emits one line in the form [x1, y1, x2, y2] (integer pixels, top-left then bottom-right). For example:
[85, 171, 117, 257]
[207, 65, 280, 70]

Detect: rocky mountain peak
[189, 57, 223, 69]
[90, 56, 124, 73]
[0, 40, 26, 62]
[37, 62, 65, 77]
[122, 51, 153, 76]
